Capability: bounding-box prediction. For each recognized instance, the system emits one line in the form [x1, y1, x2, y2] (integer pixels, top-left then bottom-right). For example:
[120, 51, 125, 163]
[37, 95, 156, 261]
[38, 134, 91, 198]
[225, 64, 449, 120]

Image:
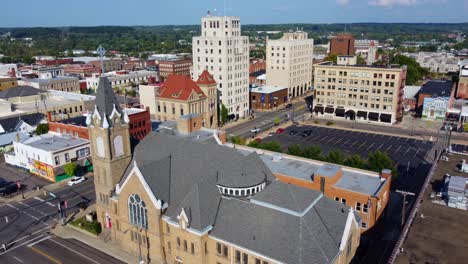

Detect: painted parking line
[414, 148, 420, 157]
[325, 137, 336, 144]
[376, 143, 384, 151]
[393, 145, 402, 154]
[385, 145, 393, 152]
[333, 138, 344, 145]
[342, 139, 352, 146]
[357, 141, 367, 149]
[366, 143, 376, 151]
[349, 140, 359, 148]
[317, 136, 329, 143]
[403, 148, 411, 156]
[27, 236, 51, 247]
[33, 197, 44, 202]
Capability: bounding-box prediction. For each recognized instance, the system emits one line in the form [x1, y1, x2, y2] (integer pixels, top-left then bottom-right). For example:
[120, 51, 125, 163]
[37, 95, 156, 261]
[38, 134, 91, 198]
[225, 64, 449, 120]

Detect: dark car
[302, 130, 313, 137]
[0, 178, 9, 188]
[288, 130, 297, 136]
[0, 183, 18, 196]
[285, 103, 293, 109]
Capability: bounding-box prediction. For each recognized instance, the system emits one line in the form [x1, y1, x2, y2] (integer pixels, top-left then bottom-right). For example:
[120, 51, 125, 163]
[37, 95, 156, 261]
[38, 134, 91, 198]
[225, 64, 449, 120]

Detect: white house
[4, 133, 90, 182]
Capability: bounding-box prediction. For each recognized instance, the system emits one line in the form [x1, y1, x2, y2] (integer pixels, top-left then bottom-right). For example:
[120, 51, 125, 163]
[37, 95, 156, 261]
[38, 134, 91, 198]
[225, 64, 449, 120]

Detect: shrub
[287, 144, 303, 156]
[326, 121, 334, 126]
[326, 150, 345, 165]
[313, 120, 319, 124]
[230, 136, 245, 145]
[35, 123, 49, 135]
[70, 216, 102, 235]
[274, 117, 281, 126]
[64, 162, 78, 176]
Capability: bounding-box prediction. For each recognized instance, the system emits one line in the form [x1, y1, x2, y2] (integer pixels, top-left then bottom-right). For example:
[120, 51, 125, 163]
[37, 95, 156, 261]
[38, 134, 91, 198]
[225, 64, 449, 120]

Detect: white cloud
[368, 0, 418, 6]
[336, 0, 350, 5]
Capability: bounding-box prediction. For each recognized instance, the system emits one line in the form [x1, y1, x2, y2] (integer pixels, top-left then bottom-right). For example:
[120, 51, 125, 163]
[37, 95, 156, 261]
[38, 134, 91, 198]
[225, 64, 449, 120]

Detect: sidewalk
[52, 223, 135, 264]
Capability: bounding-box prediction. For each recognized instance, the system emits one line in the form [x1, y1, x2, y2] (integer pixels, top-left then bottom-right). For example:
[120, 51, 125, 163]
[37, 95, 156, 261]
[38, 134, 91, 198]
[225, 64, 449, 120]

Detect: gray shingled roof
[0, 113, 45, 133]
[127, 132, 274, 230]
[251, 181, 322, 213]
[0, 86, 45, 99]
[94, 77, 122, 120]
[210, 195, 351, 264]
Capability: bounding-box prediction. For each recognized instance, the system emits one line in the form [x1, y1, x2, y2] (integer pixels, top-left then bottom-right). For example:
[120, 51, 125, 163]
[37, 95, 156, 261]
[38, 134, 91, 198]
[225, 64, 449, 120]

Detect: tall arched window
[114, 136, 123, 157]
[128, 194, 148, 228]
[96, 137, 105, 158]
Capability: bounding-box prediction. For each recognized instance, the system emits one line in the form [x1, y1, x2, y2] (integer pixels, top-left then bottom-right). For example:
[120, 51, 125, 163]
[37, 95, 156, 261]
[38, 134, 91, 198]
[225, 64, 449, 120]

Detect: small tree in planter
[274, 117, 280, 126]
[64, 162, 78, 177]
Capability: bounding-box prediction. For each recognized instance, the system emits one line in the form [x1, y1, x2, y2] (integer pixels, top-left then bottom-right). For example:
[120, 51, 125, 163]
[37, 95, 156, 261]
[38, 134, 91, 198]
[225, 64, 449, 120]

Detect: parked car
[288, 130, 297, 136]
[67, 176, 86, 186]
[0, 183, 18, 196]
[0, 178, 9, 188]
[250, 127, 260, 133]
[276, 128, 286, 134]
[302, 130, 313, 137]
[285, 103, 293, 109]
[268, 132, 276, 137]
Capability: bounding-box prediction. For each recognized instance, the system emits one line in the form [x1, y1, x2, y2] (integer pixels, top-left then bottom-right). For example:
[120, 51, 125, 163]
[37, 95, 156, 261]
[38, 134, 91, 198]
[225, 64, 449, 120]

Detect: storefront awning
[380, 113, 392, 123]
[325, 107, 334, 114]
[335, 108, 345, 117]
[368, 112, 380, 121]
[314, 106, 324, 114]
[357, 111, 367, 119]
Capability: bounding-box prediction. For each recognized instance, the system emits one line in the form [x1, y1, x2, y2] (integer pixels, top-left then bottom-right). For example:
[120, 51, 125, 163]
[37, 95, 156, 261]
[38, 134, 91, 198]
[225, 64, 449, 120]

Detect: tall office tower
[266, 31, 314, 98]
[192, 14, 250, 118]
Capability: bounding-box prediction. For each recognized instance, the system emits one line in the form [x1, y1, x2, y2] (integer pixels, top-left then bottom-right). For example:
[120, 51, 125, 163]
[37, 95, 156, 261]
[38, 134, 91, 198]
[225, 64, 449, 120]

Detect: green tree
[220, 104, 228, 124]
[35, 123, 49, 135]
[357, 55, 366, 65]
[230, 136, 245, 145]
[344, 154, 366, 169]
[64, 162, 78, 176]
[390, 54, 429, 85]
[324, 53, 338, 64]
[66, 49, 74, 57]
[287, 144, 303, 157]
[274, 117, 280, 126]
[366, 151, 397, 178]
[140, 53, 149, 60]
[261, 141, 282, 152]
[302, 146, 323, 160]
[326, 150, 345, 165]
[247, 140, 261, 148]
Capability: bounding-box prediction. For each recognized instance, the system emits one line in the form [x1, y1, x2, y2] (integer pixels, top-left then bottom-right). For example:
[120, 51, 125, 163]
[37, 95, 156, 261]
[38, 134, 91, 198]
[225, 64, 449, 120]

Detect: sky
[1, 0, 467, 27]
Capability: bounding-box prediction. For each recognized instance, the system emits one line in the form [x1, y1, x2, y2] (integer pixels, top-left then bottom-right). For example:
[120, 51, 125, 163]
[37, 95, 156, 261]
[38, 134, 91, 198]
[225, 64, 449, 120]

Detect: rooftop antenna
[97, 45, 106, 76]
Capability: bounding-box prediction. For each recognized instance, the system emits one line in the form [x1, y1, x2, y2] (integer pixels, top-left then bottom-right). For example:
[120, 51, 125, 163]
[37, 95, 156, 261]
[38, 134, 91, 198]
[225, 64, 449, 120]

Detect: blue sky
[1, 0, 467, 27]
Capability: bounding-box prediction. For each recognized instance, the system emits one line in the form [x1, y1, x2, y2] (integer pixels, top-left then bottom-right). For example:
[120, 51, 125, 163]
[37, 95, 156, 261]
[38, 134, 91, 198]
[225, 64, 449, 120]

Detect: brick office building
[48, 107, 151, 142]
[250, 86, 288, 110]
[457, 66, 468, 99]
[329, 34, 355, 56]
[158, 59, 192, 80]
[249, 59, 266, 86]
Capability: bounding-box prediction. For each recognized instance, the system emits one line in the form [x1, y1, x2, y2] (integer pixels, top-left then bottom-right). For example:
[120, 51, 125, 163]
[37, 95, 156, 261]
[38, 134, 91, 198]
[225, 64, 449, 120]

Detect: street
[0, 179, 122, 264]
[225, 100, 307, 138]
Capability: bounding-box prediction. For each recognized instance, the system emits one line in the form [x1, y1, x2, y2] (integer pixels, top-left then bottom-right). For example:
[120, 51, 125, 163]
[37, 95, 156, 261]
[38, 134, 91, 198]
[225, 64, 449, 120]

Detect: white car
[67, 176, 86, 186]
[251, 127, 260, 133]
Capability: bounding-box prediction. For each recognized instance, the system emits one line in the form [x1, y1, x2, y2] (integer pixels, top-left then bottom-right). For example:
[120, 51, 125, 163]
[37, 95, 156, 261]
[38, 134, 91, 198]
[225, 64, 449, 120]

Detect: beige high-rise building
[192, 14, 250, 118]
[313, 56, 406, 124]
[266, 31, 314, 98]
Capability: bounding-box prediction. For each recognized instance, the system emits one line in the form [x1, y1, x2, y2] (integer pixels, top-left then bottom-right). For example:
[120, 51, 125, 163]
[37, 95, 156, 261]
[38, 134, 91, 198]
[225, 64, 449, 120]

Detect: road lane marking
[13, 256, 24, 263]
[48, 238, 100, 264]
[18, 201, 47, 216]
[30, 246, 62, 264]
[27, 236, 51, 247]
[6, 203, 40, 221]
[7, 226, 51, 246]
[33, 197, 44, 202]
[0, 235, 45, 256]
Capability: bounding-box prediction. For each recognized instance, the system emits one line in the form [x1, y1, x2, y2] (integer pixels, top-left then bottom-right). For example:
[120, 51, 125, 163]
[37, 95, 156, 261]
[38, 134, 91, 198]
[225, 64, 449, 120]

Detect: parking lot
[263, 125, 434, 169]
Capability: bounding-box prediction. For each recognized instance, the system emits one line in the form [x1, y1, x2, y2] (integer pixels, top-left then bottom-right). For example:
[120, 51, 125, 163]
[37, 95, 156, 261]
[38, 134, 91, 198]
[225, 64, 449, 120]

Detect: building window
[128, 194, 148, 228]
[183, 240, 187, 252]
[243, 253, 248, 264]
[235, 250, 241, 263]
[361, 222, 367, 228]
[54, 156, 60, 165]
[356, 202, 361, 211]
[255, 259, 261, 264]
[223, 245, 228, 257]
[65, 153, 70, 162]
[114, 136, 124, 157]
[216, 242, 222, 255]
[177, 237, 181, 248]
[335, 197, 340, 201]
[191, 243, 195, 254]
[341, 198, 346, 205]
[363, 203, 368, 213]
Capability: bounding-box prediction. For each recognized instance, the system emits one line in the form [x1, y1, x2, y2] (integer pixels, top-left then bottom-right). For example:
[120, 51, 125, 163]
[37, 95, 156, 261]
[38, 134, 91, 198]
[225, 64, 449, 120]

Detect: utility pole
[396, 190, 415, 227]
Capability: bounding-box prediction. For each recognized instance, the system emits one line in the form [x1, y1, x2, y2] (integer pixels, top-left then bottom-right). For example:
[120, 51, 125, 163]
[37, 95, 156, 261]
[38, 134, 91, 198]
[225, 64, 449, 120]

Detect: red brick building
[48, 107, 151, 141]
[330, 34, 355, 56]
[158, 59, 192, 80]
[457, 66, 468, 99]
[36, 58, 74, 66]
[64, 64, 100, 78]
[249, 59, 266, 86]
[250, 86, 288, 110]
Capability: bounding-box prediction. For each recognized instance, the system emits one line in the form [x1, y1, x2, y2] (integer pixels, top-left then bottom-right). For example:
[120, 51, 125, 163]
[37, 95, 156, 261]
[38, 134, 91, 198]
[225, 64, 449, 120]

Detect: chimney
[380, 169, 392, 180]
[15, 133, 20, 143]
[47, 111, 52, 122]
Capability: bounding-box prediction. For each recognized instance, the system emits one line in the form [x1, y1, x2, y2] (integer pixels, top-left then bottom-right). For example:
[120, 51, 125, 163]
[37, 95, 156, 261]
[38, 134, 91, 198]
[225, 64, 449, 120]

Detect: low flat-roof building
[0, 86, 95, 120]
[229, 144, 391, 232]
[4, 133, 91, 182]
[416, 80, 455, 119]
[158, 59, 192, 80]
[19, 76, 80, 93]
[0, 76, 18, 91]
[250, 85, 288, 110]
[86, 70, 158, 91]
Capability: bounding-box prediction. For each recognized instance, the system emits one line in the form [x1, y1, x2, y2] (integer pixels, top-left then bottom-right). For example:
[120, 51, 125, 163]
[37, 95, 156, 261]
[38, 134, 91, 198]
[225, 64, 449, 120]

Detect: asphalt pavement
[0, 179, 115, 264]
